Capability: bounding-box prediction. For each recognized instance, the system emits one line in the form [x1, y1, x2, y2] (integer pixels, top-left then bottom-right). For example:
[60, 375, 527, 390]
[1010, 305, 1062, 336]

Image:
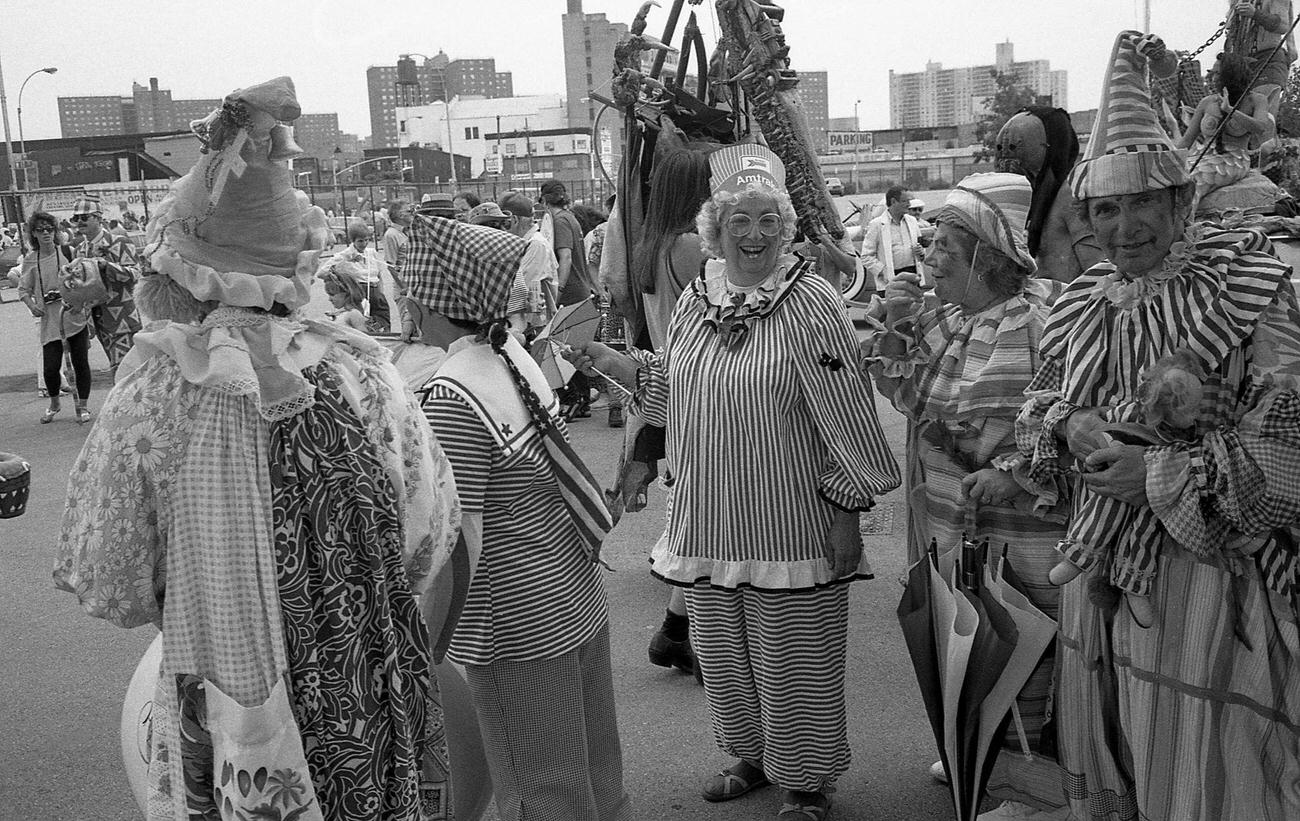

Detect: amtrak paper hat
[1068, 30, 1190, 198]
[709, 144, 786, 195]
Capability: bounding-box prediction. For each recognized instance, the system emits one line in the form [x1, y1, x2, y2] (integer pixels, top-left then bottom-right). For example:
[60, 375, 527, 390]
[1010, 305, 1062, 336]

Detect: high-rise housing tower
[560, 0, 628, 134]
[888, 41, 1067, 130]
[368, 51, 512, 148]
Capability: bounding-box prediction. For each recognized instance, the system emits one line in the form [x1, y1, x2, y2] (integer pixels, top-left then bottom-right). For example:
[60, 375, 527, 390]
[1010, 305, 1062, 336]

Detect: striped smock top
[423, 338, 608, 666]
[631, 258, 901, 590]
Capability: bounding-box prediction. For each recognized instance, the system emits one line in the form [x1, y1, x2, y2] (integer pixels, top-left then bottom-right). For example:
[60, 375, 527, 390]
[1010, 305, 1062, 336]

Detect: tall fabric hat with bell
[1068, 30, 1191, 198]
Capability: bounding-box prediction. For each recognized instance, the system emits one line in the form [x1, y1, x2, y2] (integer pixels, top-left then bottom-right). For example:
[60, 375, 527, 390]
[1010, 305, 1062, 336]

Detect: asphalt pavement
[0, 273, 957, 821]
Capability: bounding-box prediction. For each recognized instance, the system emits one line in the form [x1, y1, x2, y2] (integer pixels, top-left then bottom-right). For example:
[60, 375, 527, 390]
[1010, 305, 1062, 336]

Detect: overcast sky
[0, 0, 1243, 141]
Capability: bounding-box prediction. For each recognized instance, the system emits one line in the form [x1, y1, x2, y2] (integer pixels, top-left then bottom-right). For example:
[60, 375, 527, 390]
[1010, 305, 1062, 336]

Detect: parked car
[826, 176, 844, 196]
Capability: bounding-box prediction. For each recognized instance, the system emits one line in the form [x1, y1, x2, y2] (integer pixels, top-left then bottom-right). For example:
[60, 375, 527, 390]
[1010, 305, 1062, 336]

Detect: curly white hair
[695, 182, 798, 258]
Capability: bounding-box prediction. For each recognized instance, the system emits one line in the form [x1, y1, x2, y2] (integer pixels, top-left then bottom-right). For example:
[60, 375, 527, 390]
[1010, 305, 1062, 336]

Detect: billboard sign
[827, 131, 874, 153]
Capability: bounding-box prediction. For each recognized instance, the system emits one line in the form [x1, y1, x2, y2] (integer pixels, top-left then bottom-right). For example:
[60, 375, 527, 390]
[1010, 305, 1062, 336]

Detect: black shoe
[648, 629, 695, 673]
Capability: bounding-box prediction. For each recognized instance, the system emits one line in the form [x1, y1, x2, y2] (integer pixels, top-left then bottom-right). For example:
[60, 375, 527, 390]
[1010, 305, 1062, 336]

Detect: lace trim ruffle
[147, 241, 322, 311]
[117, 307, 384, 421]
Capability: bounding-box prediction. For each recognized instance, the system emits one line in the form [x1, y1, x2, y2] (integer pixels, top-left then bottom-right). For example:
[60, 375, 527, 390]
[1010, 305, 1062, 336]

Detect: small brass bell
[267, 124, 304, 160]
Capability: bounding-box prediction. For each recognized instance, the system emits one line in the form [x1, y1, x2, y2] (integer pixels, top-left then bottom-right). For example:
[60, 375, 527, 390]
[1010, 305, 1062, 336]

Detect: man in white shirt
[862, 186, 926, 295]
[382, 200, 411, 298]
[498, 191, 558, 331]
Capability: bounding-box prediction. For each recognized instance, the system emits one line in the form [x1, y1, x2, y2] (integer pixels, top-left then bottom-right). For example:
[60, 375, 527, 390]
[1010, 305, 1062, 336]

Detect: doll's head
[1137, 349, 1207, 432]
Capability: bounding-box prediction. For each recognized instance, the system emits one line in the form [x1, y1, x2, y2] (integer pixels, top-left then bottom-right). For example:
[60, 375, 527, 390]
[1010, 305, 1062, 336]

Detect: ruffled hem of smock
[650, 545, 874, 591]
[118, 306, 388, 421]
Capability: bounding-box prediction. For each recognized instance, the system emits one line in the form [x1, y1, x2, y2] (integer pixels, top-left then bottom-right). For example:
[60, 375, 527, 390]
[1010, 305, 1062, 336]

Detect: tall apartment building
[173, 98, 223, 126]
[889, 41, 1067, 129]
[59, 78, 220, 137]
[797, 70, 830, 154]
[447, 58, 513, 98]
[367, 52, 514, 148]
[560, 0, 628, 134]
[294, 113, 342, 158]
[58, 96, 126, 137]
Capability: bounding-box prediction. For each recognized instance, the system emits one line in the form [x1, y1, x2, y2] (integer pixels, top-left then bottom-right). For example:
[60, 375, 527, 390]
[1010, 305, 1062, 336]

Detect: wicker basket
[0, 453, 31, 519]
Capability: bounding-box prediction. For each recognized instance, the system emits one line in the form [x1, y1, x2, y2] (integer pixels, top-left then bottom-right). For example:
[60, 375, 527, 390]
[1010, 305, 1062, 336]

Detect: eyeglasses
[70, 214, 93, 223]
[725, 212, 783, 237]
[33, 226, 56, 233]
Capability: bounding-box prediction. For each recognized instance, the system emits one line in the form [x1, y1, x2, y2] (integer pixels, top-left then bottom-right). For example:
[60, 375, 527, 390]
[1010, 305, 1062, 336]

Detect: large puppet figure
[54, 77, 465, 821]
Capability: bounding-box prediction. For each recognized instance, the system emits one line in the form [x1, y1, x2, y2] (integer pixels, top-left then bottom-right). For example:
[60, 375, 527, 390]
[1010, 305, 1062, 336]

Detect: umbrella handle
[1009, 702, 1033, 761]
[549, 340, 635, 398]
[963, 503, 978, 541]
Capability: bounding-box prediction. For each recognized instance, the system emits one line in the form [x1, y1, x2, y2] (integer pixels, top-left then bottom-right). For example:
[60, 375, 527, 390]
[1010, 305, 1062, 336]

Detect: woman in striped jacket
[569, 144, 900, 821]
[861, 173, 1070, 819]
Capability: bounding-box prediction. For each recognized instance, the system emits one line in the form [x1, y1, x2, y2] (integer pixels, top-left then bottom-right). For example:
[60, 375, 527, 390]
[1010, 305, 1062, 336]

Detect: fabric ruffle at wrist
[858, 308, 928, 378]
[993, 452, 1069, 522]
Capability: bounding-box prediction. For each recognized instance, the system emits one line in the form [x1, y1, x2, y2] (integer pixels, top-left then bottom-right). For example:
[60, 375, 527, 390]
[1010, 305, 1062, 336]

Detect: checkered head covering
[937, 172, 1037, 273]
[1068, 30, 1190, 198]
[405, 213, 527, 324]
[71, 197, 103, 216]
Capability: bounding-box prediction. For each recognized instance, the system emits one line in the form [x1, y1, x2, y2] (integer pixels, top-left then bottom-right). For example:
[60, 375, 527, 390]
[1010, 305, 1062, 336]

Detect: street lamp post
[900, 128, 907, 186]
[0, 47, 21, 211]
[852, 99, 861, 194]
[332, 146, 343, 214]
[18, 67, 56, 157]
[441, 99, 457, 188]
[399, 114, 425, 194]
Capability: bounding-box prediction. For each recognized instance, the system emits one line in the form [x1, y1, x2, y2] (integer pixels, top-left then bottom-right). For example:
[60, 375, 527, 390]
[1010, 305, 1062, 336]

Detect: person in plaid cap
[55, 77, 468, 821]
[69, 195, 142, 378]
[408, 210, 630, 821]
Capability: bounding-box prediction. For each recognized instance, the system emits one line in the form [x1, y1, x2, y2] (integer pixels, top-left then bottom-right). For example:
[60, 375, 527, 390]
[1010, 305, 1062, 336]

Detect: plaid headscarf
[405, 213, 528, 324]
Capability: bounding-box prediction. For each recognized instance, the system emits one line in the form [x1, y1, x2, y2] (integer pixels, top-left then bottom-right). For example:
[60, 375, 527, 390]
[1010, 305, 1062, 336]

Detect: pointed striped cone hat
[1068, 30, 1190, 199]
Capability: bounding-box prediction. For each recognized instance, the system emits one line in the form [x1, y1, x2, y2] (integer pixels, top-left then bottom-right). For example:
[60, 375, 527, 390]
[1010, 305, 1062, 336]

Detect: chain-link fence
[298, 178, 616, 218]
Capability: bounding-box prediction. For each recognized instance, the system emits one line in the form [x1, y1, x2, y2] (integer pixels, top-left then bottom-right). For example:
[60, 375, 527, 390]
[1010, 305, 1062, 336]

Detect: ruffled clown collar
[1100, 222, 1202, 310]
[690, 255, 806, 349]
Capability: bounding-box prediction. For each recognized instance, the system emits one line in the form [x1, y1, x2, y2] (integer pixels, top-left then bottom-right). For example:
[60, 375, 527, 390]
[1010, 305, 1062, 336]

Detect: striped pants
[685, 584, 851, 792]
[464, 624, 630, 821]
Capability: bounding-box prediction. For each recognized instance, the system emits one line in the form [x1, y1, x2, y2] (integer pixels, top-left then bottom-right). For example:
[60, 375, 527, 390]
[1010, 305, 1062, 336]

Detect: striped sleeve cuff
[818, 470, 874, 513]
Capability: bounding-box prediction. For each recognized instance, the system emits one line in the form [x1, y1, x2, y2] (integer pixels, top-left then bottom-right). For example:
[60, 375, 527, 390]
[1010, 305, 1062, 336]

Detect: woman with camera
[17, 211, 93, 423]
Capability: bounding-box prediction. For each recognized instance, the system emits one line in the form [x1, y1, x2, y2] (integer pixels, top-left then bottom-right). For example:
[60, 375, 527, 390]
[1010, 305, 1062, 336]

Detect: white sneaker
[977, 800, 1072, 820]
[928, 760, 948, 784]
